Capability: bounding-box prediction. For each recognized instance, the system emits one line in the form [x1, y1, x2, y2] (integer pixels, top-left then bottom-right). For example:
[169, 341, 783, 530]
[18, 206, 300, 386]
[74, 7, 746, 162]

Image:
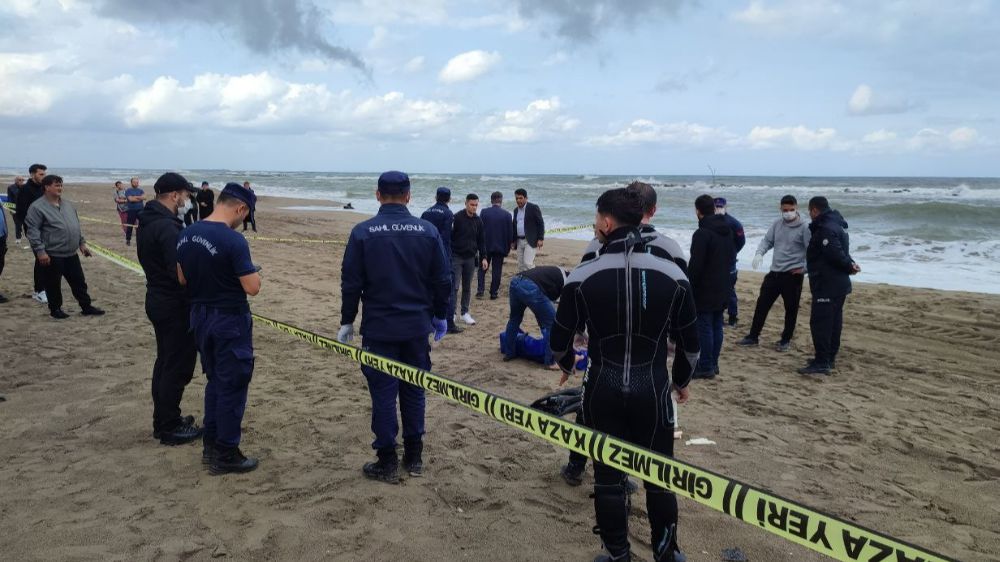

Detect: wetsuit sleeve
[687, 230, 706, 288]
[580, 239, 600, 263]
[820, 225, 854, 272]
[430, 233, 452, 319]
[340, 229, 365, 326]
[669, 284, 701, 389]
[551, 281, 585, 373]
[757, 221, 776, 256]
[732, 217, 746, 253]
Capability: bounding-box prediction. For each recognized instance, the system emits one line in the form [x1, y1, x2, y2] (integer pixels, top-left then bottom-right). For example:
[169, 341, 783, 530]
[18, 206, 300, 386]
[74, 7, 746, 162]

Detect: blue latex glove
[431, 317, 448, 342]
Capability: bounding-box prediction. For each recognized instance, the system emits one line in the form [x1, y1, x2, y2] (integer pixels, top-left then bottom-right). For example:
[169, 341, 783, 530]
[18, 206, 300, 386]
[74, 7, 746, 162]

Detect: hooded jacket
[806, 209, 854, 298]
[757, 213, 811, 272]
[136, 200, 187, 306]
[688, 214, 736, 311]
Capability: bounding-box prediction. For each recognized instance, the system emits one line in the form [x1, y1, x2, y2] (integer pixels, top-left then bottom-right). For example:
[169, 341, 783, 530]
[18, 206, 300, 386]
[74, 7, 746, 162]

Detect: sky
[0, 0, 998, 177]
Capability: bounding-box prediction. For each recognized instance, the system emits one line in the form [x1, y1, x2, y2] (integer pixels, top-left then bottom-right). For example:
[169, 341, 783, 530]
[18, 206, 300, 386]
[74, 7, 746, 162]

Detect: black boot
[201, 433, 216, 465]
[561, 460, 586, 486]
[363, 447, 399, 484]
[592, 483, 631, 561]
[402, 439, 423, 477]
[210, 446, 258, 475]
[647, 489, 686, 562]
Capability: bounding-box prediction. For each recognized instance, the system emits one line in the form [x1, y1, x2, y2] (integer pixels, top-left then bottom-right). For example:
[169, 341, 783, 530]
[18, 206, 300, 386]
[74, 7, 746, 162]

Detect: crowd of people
[0, 166, 861, 562]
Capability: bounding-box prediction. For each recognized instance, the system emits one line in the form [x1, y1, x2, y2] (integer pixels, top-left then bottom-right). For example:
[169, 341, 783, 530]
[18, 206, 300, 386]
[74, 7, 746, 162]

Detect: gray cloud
[88, 0, 369, 76]
[515, 0, 690, 43]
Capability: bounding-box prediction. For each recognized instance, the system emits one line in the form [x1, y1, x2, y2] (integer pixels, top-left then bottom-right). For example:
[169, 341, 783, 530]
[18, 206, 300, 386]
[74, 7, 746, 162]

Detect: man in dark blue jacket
[477, 191, 513, 300]
[714, 197, 746, 326]
[690, 195, 736, 379]
[422, 187, 459, 332]
[339, 171, 452, 483]
[799, 197, 859, 375]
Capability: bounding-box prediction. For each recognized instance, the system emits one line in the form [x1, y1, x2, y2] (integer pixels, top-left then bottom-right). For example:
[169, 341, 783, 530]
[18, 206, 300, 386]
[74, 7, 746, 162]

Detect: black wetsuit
[551, 226, 700, 559]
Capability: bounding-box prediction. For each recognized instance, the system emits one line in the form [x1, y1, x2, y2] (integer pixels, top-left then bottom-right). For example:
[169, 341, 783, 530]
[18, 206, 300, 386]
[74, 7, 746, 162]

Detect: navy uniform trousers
[191, 305, 255, 448]
[361, 336, 429, 451]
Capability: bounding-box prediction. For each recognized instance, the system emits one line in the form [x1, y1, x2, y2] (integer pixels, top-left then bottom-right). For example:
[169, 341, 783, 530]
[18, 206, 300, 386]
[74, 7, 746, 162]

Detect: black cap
[154, 172, 196, 195]
[201, 181, 209, 187]
[222, 182, 257, 212]
[378, 171, 410, 195]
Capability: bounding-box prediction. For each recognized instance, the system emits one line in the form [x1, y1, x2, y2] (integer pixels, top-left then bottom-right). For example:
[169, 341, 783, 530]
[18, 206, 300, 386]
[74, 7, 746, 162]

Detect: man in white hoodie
[737, 195, 811, 352]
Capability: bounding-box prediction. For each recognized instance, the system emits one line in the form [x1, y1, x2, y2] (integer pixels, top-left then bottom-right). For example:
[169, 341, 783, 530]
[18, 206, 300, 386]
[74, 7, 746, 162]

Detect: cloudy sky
[1, 0, 997, 176]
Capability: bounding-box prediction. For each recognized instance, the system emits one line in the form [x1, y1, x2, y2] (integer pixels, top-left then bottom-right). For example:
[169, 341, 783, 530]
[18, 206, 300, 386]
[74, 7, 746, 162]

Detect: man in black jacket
[688, 194, 735, 379]
[477, 191, 513, 299]
[17, 164, 48, 303]
[451, 193, 487, 326]
[551, 187, 699, 562]
[196, 181, 214, 220]
[136, 173, 203, 445]
[6, 176, 25, 245]
[511, 188, 544, 272]
[799, 197, 860, 375]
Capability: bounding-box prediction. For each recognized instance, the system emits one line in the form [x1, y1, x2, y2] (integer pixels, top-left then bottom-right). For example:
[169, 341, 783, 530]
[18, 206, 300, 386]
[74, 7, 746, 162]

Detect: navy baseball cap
[378, 171, 411, 195]
[436, 186, 451, 198]
[714, 197, 727, 207]
[222, 182, 257, 212]
[153, 172, 197, 195]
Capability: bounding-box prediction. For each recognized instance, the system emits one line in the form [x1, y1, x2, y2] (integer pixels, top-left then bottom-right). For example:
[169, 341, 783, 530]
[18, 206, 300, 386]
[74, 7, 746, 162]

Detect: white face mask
[715, 207, 726, 215]
[782, 210, 798, 222]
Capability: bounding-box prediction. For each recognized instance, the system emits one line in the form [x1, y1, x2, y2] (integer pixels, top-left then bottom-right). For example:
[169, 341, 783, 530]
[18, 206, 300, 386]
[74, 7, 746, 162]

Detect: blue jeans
[696, 310, 724, 371]
[190, 306, 254, 448]
[503, 276, 556, 366]
[728, 269, 739, 319]
[361, 337, 429, 451]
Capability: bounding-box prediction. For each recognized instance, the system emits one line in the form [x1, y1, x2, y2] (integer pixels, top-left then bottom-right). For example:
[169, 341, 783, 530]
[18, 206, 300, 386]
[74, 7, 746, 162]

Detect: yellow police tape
[545, 223, 591, 235]
[244, 235, 344, 245]
[80, 215, 138, 229]
[86, 240, 955, 562]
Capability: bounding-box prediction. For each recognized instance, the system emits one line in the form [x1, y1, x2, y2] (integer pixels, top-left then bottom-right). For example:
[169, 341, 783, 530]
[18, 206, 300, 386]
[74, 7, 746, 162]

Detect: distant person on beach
[550, 187, 698, 562]
[17, 164, 48, 303]
[337, 171, 451, 484]
[124, 177, 145, 246]
[737, 195, 810, 352]
[501, 265, 566, 370]
[451, 193, 487, 326]
[421, 187, 458, 332]
[689, 194, 736, 379]
[0, 200, 9, 303]
[477, 191, 513, 300]
[799, 196, 860, 376]
[25, 175, 104, 319]
[241, 181, 257, 232]
[511, 188, 544, 272]
[176, 183, 261, 474]
[113, 180, 129, 237]
[714, 197, 746, 327]
[136, 173, 203, 446]
[6, 176, 25, 245]
[196, 181, 214, 220]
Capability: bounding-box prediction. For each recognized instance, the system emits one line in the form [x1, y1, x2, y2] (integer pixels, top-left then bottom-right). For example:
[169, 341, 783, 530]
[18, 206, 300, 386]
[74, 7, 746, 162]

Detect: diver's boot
[592, 483, 631, 561]
[648, 489, 686, 562]
[363, 447, 399, 484]
[402, 439, 423, 477]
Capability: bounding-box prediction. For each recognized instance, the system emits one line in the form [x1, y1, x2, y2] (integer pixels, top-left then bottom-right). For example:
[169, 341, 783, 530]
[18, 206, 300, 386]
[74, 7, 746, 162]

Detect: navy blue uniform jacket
[806, 209, 854, 298]
[341, 204, 452, 342]
[480, 204, 513, 256]
[420, 202, 454, 258]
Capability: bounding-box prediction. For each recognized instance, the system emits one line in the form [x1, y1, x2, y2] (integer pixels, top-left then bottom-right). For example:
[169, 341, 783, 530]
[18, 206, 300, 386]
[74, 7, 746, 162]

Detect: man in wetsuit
[551, 187, 700, 562]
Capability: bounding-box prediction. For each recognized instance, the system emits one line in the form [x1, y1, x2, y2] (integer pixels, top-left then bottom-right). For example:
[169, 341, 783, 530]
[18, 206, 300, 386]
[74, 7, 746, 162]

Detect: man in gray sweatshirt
[25, 175, 104, 319]
[737, 195, 810, 351]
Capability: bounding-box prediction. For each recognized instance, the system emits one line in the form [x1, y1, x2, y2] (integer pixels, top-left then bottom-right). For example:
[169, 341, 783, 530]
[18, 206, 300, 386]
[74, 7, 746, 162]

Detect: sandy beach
[1, 182, 998, 561]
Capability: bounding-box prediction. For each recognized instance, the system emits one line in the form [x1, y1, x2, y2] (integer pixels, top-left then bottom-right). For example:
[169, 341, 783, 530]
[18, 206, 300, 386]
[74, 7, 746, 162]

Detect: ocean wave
[479, 175, 530, 182]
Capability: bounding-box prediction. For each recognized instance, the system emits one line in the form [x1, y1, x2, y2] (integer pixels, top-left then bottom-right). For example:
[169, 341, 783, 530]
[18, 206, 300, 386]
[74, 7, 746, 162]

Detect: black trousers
[476, 253, 504, 297]
[242, 211, 257, 232]
[12, 216, 25, 239]
[747, 271, 804, 342]
[125, 209, 140, 243]
[810, 294, 846, 364]
[147, 298, 198, 432]
[0, 235, 6, 278]
[584, 366, 678, 557]
[41, 254, 92, 312]
[34, 259, 43, 293]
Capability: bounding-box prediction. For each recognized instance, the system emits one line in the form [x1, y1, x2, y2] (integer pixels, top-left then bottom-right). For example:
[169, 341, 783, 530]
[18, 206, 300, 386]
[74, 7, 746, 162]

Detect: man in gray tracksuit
[737, 195, 810, 351]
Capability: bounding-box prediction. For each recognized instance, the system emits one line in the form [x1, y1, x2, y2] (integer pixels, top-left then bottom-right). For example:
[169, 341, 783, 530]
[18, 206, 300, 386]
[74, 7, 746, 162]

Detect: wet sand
[1, 182, 997, 561]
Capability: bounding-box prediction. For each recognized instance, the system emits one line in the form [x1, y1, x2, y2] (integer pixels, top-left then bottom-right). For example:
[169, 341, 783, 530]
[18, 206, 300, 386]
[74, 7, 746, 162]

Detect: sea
[5, 168, 998, 295]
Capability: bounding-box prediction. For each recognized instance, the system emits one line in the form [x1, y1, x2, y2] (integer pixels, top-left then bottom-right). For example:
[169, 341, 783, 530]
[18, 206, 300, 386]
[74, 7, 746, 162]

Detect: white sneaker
[461, 312, 476, 325]
[33, 291, 48, 304]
